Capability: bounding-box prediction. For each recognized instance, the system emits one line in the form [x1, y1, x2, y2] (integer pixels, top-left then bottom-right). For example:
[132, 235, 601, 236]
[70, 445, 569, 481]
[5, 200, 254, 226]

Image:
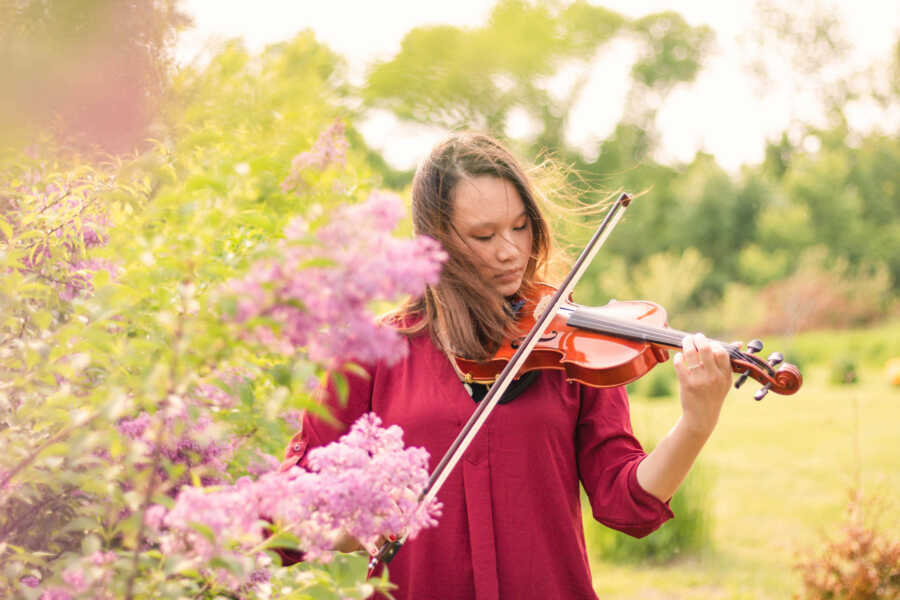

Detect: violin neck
[566, 307, 698, 351]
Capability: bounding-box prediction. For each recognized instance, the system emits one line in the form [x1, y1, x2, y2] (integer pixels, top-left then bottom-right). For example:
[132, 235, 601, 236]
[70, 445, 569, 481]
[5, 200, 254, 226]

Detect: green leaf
[81, 534, 101, 555]
[188, 521, 218, 544]
[330, 371, 348, 404]
[31, 309, 53, 330]
[185, 175, 227, 195]
[41, 442, 70, 457]
[299, 257, 338, 269]
[263, 530, 302, 551]
[272, 363, 293, 387]
[240, 384, 255, 407]
[341, 362, 368, 379]
[0, 215, 13, 241]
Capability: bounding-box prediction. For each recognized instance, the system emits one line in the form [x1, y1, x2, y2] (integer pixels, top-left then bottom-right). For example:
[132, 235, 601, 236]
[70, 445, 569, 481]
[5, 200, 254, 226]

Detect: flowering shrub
[0, 35, 445, 600]
[795, 495, 900, 600]
[752, 247, 894, 335]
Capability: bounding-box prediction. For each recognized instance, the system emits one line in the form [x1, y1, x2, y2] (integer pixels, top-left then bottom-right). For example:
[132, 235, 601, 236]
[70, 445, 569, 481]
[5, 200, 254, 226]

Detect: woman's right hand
[333, 530, 364, 553]
[334, 531, 393, 555]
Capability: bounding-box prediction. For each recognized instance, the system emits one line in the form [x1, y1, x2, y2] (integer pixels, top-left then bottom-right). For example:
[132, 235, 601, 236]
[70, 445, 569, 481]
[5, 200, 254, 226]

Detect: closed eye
[474, 222, 527, 241]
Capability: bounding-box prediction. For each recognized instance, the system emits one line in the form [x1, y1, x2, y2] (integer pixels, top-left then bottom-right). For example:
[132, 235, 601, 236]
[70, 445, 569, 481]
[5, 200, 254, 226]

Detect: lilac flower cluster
[59, 258, 118, 301]
[38, 588, 72, 600]
[9, 172, 116, 301]
[35, 551, 117, 600]
[303, 413, 441, 552]
[191, 368, 253, 410]
[246, 449, 281, 477]
[227, 190, 446, 367]
[281, 121, 349, 193]
[117, 404, 235, 488]
[280, 408, 304, 429]
[154, 413, 441, 569]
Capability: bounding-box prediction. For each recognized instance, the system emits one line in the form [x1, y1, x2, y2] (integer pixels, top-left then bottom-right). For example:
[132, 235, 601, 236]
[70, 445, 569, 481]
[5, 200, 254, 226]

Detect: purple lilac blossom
[192, 368, 253, 409]
[61, 569, 87, 593]
[247, 450, 281, 477]
[117, 407, 235, 489]
[157, 413, 440, 566]
[12, 173, 115, 302]
[281, 121, 349, 193]
[280, 409, 304, 429]
[227, 190, 446, 367]
[117, 412, 151, 438]
[39, 588, 73, 600]
[59, 258, 119, 301]
[192, 382, 235, 408]
[89, 551, 117, 566]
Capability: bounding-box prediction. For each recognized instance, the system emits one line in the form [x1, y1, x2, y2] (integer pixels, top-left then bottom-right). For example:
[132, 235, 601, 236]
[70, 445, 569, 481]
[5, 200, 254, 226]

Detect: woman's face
[449, 175, 533, 297]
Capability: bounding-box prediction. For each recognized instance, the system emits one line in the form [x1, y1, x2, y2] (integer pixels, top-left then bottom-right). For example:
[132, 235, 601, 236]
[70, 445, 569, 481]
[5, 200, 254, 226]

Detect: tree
[363, 0, 711, 154]
[0, 0, 190, 153]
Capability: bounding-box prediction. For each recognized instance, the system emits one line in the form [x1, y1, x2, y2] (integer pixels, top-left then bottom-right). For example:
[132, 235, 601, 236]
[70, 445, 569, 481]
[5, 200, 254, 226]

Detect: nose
[495, 234, 519, 264]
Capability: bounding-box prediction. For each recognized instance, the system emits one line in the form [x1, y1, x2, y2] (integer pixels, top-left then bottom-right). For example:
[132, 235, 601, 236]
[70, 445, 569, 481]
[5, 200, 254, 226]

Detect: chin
[496, 279, 523, 298]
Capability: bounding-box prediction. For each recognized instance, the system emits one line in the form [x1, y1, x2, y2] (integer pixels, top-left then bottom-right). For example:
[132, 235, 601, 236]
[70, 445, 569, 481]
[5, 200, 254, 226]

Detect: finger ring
[687, 362, 702, 370]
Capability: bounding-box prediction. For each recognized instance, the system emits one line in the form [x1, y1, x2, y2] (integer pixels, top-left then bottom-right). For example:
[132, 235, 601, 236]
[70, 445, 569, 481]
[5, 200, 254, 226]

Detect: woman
[280, 133, 733, 599]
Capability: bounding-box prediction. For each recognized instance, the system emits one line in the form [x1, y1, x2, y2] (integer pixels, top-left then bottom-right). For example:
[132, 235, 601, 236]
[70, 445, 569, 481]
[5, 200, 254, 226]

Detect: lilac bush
[2, 112, 445, 599]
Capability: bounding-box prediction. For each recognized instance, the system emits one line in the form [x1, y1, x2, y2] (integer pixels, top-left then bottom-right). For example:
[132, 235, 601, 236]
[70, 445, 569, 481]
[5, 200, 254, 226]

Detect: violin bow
[367, 192, 633, 575]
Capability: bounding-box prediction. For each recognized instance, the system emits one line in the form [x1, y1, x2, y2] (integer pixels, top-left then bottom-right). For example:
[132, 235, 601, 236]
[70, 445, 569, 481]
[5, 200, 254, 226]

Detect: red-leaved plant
[795, 493, 900, 600]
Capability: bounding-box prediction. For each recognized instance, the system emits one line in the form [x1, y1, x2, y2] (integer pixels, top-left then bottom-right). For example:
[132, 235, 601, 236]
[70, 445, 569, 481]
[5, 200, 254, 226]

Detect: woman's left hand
[637, 333, 734, 502]
[672, 333, 733, 438]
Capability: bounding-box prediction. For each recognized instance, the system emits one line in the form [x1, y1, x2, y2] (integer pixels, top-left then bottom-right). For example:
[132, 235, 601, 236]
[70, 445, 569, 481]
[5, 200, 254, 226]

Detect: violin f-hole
[511, 330, 558, 349]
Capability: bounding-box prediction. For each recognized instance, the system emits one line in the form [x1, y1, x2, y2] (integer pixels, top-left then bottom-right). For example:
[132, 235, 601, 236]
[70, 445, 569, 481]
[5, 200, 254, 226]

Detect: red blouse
[280, 329, 672, 600]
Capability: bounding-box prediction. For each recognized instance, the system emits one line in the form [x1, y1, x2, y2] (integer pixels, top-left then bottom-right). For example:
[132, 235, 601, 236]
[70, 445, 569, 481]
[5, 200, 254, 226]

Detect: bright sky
[176, 0, 900, 173]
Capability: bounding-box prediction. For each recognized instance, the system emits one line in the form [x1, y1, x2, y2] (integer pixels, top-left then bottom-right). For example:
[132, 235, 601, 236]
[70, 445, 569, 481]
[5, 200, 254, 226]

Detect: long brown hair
[395, 133, 554, 360]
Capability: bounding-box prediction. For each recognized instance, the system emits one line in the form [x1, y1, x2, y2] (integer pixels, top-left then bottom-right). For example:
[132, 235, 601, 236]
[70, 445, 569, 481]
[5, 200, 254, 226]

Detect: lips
[495, 268, 523, 282]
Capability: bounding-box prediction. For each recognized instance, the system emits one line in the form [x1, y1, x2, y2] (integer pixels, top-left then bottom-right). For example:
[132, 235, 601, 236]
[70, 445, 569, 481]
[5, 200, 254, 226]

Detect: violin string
[565, 307, 782, 385]
[571, 311, 684, 345]
[569, 310, 746, 361]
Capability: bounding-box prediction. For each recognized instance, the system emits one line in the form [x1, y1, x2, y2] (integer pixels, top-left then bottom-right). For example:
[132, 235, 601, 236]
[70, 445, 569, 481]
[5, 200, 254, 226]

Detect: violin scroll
[728, 339, 802, 400]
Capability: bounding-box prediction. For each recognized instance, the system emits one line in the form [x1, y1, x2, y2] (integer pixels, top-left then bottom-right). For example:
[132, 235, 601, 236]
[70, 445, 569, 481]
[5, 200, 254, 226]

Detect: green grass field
[587, 333, 900, 598]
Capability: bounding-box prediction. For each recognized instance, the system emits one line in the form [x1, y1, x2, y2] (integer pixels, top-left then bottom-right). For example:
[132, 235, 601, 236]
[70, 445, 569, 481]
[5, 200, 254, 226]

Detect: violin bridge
[532, 294, 553, 321]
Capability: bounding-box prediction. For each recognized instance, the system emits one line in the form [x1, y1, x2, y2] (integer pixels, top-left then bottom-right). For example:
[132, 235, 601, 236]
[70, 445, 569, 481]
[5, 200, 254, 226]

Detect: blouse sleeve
[279, 364, 376, 471]
[575, 385, 673, 538]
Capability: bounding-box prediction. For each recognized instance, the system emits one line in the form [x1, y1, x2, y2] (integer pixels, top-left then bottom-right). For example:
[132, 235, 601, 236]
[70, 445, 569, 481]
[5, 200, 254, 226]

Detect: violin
[455, 282, 802, 400]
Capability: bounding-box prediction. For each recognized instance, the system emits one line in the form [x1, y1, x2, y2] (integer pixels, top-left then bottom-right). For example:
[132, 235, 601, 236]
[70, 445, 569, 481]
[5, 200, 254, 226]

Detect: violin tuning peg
[747, 339, 763, 354]
[767, 352, 783, 367]
[754, 384, 771, 401]
[734, 372, 750, 389]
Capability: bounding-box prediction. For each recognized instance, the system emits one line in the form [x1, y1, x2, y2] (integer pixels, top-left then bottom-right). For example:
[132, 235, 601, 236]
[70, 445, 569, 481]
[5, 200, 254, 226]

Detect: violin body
[454, 283, 802, 398]
[457, 284, 671, 387]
